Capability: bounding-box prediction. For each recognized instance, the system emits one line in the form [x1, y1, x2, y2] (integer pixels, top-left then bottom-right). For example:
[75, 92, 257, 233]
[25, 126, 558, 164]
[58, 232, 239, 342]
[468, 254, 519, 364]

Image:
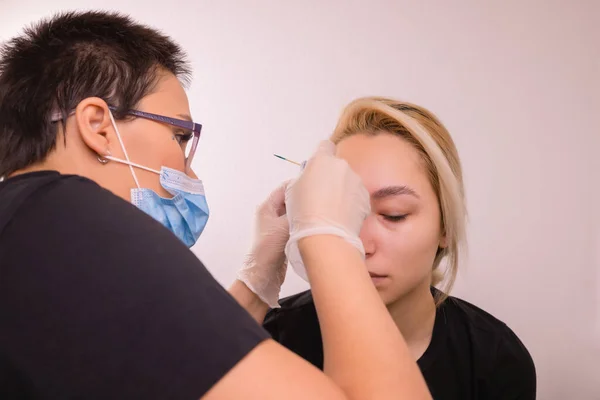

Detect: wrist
[298, 235, 357, 256]
[228, 280, 271, 323]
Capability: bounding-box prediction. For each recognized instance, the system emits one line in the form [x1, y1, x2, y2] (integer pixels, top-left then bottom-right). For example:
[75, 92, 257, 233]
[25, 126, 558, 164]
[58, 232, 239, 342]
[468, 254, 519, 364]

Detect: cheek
[402, 216, 442, 263]
[368, 216, 442, 271]
[401, 216, 441, 249]
[120, 123, 185, 172]
[159, 145, 186, 171]
[131, 138, 185, 171]
[119, 130, 186, 198]
[372, 217, 442, 302]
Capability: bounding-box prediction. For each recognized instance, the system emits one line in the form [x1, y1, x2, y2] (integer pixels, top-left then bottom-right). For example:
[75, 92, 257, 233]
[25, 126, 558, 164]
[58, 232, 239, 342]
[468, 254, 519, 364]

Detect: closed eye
[381, 214, 407, 222]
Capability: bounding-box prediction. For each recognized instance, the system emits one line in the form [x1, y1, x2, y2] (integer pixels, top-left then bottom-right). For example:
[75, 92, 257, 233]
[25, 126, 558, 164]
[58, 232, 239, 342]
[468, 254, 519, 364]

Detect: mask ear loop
[107, 110, 141, 189]
[104, 156, 161, 175]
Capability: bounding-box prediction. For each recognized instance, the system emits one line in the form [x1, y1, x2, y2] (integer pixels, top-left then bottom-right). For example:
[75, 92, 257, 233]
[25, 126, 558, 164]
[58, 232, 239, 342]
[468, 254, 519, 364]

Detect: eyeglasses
[109, 107, 202, 171]
[51, 106, 203, 170]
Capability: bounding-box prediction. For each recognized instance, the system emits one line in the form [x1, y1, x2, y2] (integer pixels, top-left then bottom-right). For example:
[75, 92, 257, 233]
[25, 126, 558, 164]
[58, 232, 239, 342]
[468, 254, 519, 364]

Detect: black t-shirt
[264, 288, 536, 400]
[0, 171, 269, 399]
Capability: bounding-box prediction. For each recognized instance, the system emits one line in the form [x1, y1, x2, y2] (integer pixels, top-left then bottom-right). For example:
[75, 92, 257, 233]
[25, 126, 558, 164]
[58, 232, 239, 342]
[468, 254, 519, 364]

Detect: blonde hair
[331, 97, 467, 305]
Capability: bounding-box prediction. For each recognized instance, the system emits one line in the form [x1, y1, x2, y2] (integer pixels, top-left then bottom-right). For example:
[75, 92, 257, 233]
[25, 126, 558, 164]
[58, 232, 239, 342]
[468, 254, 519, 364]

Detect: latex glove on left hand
[237, 181, 290, 308]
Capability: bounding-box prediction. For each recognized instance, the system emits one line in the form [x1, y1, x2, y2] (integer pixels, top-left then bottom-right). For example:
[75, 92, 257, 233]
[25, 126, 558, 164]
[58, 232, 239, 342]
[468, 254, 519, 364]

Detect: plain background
[1, 0, 598, 398]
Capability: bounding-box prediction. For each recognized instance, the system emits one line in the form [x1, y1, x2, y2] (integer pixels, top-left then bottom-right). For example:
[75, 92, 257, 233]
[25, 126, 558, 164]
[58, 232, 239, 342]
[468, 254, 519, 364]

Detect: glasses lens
[184, 135, 197, 163]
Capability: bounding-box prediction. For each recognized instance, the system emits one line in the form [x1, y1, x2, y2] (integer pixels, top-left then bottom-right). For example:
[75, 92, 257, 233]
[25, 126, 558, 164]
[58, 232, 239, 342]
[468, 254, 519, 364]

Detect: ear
[74, 97, 113, 158]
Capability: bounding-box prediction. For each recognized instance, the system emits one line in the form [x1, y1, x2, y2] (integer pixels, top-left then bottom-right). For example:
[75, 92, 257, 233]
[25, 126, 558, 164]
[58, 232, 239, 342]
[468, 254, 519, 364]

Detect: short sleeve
[0, 176, 269, 399]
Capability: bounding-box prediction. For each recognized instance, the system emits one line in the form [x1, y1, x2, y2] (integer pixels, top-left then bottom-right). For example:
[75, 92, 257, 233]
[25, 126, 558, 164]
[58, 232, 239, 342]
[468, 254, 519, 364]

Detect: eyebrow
[177, 113, 192, 121]
[371, 185, 420, 199]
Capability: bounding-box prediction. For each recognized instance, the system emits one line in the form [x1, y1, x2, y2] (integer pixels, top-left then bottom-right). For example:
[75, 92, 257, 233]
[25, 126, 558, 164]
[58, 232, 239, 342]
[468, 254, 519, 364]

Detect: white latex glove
[237, 181, 290, 308]
[285, 140, 371, 282]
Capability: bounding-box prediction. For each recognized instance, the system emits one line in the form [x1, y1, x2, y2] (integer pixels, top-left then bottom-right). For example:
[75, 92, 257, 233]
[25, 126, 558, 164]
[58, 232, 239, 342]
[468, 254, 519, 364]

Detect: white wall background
[2, 0, 598, 398]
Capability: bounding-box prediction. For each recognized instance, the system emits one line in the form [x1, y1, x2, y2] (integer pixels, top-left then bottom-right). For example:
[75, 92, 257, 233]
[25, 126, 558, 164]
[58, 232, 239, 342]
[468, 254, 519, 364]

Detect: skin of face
[336, 133, 446, 305]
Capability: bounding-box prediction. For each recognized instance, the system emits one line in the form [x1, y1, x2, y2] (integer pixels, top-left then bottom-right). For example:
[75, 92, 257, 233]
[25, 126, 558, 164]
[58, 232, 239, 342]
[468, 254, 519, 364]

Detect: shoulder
[1, 170, 118, 203]
[439, 292, 536, 398]
[2, 172, 185, 250]
[441, 292, 529, 351]
[441, 293, 512, 334]
[0, 172, 217, 308]
[1, 172, 139, 225]
[17, 172, 156, 222]
[0, 172, 270, 398]
[1, 172, 198, 272]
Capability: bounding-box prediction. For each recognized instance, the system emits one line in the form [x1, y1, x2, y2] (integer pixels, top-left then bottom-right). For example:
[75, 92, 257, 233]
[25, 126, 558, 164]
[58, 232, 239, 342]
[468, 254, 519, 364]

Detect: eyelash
[381, 214, 407, 222]
[174, 130, 193, 144]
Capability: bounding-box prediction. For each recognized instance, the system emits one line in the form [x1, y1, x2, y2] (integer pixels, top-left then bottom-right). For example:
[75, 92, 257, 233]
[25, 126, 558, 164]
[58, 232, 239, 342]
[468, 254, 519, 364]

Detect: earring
[98, 150, 111, 164]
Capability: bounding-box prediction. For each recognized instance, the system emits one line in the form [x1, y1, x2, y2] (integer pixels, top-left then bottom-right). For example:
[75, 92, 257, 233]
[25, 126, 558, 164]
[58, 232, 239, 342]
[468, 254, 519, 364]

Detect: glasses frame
[108, 106, 202, 170]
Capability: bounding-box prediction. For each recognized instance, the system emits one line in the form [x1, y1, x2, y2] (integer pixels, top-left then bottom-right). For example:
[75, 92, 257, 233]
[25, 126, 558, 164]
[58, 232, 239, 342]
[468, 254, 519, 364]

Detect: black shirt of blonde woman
[264, 288, 536, 400]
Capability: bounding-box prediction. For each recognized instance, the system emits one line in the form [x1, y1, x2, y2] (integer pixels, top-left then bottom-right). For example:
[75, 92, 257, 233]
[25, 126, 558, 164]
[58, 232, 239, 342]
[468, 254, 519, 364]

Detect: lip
[368, 272, 389, 286]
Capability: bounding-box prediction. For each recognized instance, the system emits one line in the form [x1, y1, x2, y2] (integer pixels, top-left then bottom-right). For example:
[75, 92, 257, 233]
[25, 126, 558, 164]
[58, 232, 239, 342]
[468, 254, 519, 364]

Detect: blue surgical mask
[129, 167, 209, 247]
[104, 111, 209, 247]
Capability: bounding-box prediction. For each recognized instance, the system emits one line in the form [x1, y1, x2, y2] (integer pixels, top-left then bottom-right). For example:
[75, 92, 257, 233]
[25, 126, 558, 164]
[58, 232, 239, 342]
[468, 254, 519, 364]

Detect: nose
[360, 214, 377, 258]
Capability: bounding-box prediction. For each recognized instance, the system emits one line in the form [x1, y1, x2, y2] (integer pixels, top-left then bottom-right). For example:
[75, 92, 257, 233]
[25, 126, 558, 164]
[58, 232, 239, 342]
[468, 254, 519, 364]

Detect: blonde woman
[260, 97, 536, 399]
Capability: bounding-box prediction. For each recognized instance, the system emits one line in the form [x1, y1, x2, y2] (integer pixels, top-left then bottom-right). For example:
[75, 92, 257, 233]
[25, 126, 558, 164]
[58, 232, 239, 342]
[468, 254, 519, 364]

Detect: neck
[9, 145, 82, 179]
[9, 163, 58, 178]
[8, 150, 132, 202]
[386, 279, 436, 360]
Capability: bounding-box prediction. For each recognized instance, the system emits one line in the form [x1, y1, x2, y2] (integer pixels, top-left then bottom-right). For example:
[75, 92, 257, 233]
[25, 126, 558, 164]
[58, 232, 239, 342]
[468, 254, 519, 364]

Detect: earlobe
[74, 97, 113, 158]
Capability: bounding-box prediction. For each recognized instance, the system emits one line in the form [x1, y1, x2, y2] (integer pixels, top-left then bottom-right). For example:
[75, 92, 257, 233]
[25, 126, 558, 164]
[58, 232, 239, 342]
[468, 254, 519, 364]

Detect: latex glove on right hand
[285, 140, 371, 282]
[237, 181, 290, 308]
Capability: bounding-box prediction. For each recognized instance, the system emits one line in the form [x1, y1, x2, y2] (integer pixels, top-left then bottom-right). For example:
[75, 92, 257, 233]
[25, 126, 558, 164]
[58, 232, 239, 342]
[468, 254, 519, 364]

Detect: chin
[376, 275, 432, 306]
[373, 284, 402, 306]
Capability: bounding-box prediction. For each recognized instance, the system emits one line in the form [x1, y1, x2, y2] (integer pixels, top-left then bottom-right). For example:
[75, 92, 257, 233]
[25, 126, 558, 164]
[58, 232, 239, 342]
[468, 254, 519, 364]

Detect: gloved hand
[237, 181, 290, 308]
[285, 140, 371, 282]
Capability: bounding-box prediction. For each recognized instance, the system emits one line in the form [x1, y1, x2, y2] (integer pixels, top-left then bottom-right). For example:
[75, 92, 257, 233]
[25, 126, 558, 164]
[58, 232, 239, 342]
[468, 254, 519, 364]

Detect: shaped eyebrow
[371, 185, 420, 199]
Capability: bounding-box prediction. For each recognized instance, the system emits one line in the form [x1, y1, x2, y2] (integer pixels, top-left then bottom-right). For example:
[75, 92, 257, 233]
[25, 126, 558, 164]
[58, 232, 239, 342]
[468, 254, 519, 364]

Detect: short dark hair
[0, 11, 191, 177]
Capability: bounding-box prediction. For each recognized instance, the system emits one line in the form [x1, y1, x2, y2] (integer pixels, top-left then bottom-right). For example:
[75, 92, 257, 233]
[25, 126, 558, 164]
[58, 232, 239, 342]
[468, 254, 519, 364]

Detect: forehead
[336, 133, 431, 194]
